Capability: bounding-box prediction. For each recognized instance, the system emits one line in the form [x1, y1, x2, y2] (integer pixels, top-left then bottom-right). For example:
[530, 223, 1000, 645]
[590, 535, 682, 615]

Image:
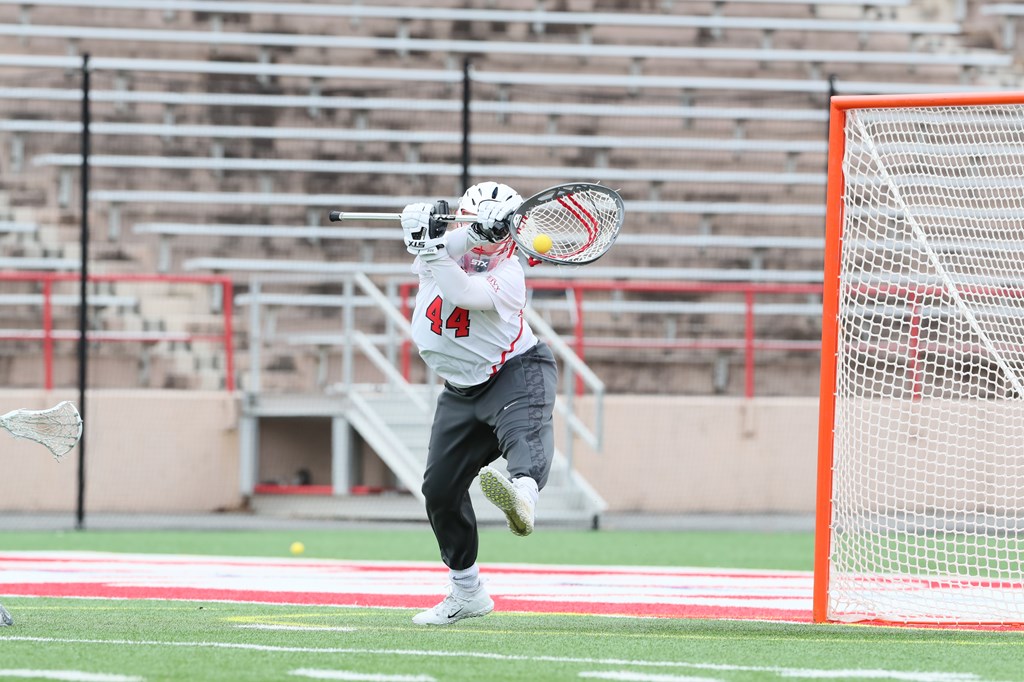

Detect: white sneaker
[412, 585, 494, 626]
[479, 466, 536, 537]
[0, 603, 11, 626]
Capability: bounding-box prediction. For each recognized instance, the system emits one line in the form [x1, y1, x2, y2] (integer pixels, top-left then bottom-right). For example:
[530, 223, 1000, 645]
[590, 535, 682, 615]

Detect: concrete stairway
[344, 383, 607, 528]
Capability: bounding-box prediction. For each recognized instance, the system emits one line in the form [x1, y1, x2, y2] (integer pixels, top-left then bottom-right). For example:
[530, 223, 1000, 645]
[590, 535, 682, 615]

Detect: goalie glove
[470, 193, 523, 245]
[402, 199, 449, 260]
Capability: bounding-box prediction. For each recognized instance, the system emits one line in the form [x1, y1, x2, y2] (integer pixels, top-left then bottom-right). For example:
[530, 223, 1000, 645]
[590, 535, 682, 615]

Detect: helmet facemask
[456, 181, 520, 273]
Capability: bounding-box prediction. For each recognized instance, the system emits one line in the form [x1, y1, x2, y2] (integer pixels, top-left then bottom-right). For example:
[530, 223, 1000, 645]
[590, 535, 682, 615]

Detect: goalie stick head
[456, 181, 520, 272]
[510, 182, 624, 266]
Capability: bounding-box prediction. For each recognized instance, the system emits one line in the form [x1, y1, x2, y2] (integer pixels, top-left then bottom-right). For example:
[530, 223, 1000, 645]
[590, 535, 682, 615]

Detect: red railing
[0, 271, 234, 391]
[400, 279, 823, 397]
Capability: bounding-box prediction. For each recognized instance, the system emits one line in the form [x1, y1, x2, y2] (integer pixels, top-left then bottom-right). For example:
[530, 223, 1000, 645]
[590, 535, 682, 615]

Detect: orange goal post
[816, 91, 1024, 626]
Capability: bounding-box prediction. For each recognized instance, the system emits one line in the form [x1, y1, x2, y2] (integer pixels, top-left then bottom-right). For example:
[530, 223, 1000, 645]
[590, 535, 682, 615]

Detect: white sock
[450, 563, 481, 594]
[513, 476, 539, 507]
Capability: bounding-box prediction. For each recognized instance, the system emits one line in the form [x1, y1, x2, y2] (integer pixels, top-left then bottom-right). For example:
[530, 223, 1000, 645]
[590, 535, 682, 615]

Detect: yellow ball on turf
[290, 541, 305, 555]
[533, 234, 553, 254]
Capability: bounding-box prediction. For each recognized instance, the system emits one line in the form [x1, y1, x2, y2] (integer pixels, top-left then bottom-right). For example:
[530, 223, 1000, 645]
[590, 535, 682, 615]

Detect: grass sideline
[2, 529, 1021, 682]
[0, 528, 815, 569]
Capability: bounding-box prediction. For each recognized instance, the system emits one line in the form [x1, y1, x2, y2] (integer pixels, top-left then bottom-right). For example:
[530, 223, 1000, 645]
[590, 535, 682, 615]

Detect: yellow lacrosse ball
[290, 541, 305, 555]
[533, 234, 553, 254]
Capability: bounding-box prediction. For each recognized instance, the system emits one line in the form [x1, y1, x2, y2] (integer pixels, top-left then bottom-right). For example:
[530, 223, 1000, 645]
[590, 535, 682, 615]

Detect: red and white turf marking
[0, 551, 813, 622]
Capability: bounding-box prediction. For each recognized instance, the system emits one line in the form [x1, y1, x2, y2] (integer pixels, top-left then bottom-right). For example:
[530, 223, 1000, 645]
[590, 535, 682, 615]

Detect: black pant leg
[421, 388, 499, 570]
[483, 343, 558, 489]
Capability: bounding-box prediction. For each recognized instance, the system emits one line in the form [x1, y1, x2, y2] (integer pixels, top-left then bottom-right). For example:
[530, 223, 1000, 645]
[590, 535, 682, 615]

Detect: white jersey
[411, 255, 538, 387]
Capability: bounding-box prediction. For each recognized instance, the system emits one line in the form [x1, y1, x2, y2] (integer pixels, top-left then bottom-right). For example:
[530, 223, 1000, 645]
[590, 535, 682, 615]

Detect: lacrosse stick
[0, 401, 82, 460]
[329, 182, 625, 265]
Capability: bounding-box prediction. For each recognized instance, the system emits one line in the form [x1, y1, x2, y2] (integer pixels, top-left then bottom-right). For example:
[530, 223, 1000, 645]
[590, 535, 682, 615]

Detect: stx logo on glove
[402, 199, 450, 259]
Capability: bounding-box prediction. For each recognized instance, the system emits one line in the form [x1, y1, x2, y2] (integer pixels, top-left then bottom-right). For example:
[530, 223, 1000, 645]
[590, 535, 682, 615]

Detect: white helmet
[456, 181, 521, 272]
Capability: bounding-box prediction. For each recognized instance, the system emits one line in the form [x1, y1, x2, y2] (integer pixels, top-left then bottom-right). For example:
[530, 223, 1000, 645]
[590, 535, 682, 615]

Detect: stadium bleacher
[0, 221, 37, 233]
[0, 0, 960, 52]
[0, 256, 79, 270]
[133, 221, 823, 273]
[0, 23, 997, 74]
[0, 0, 1013, 394]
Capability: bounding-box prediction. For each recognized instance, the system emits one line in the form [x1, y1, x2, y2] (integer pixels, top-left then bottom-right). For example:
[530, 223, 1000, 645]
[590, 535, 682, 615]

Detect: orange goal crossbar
[830, 91, 1024, 112]
[813, 90, 1024, 623]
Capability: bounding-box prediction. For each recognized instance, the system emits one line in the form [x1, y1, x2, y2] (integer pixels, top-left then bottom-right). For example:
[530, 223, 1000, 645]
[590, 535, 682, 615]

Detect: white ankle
[449, 563, 481, 594]
[513, 476, 539, 507]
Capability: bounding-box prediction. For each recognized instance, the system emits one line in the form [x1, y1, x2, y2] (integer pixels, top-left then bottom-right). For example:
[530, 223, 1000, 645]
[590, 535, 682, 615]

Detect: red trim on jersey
[489, 311, 525, 376]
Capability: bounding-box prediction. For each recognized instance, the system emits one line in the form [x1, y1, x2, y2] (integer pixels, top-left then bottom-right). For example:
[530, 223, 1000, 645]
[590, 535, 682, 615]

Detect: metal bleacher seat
[0, 0, 915, 15]
[664, 0, 911, 11]
[0, 85, 827, 147]
[132, 221, 824, 273]
[0, 86, 828, 124]
[981, 3, 1024, 50]
[12, 122, 826, 188]
[0, 0, 953, 49]
[181, 256, 824, 284]
[32, 153, 827, 189]
[91, 189, 827, 221]
[0, 221, 38, 234]
[9, 121, 827, 156]
[0, 256, 79, 270]
[0, 55, 1005, 103]
[0, 292, 135, 308]
[132, 223, 395, 272]
[0, 23, 1003, 81]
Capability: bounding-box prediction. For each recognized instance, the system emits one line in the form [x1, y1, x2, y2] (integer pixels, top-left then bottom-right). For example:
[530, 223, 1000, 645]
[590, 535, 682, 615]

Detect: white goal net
[824, 99, 1024, 624]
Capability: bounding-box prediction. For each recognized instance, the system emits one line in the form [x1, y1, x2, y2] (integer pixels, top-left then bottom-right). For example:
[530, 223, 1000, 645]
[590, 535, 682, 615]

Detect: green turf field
[0, 528, 815, 569]
[1, 528, 1021, 682]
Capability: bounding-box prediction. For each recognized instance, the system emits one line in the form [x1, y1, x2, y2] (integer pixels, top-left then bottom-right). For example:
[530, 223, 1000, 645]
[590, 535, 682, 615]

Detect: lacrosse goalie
[402, 181, 559, 626]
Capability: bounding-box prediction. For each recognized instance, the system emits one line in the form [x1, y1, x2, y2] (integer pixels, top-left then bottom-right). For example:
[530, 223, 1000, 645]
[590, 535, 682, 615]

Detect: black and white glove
[402, 200, 449, 260]
[470, 193, 523, 246]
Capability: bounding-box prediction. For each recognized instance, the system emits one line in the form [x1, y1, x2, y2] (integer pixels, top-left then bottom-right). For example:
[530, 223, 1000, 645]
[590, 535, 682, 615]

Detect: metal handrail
[244, 273, 606, 469]
[348, 331, 430, 413]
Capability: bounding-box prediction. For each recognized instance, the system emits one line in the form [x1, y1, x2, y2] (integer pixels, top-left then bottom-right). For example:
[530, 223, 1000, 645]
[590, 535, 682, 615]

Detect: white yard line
[0, 637, 1003, 682]
[290, 671, 435, 682]
[236, 625, 357, 632]
[581, 672, 724, 682]
[582, 668, 993, 682]
[0, 672, 143, 682]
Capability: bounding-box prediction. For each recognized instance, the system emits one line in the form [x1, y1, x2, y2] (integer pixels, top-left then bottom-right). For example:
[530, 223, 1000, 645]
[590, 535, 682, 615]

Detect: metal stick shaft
[330, 212, 401, 221]
[328, 211, 470, 223]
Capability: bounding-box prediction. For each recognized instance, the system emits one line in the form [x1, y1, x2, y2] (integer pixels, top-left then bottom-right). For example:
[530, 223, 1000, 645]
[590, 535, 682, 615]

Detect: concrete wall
[0, 390, 819, 514]
[1, 390, 240, 513]
[570, 396, 819, 513]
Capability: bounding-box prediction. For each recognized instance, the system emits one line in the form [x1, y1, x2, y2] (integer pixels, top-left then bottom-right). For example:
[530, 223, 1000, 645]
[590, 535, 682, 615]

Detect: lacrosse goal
[816, 91, 1024, 625]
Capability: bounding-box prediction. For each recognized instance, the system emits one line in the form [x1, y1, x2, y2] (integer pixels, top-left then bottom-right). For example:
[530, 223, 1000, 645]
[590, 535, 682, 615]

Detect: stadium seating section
[0, 0, 1013, 395]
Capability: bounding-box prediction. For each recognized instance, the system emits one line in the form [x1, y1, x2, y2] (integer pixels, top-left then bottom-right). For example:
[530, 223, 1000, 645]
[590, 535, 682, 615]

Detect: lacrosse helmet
[456, 181, 521, 273]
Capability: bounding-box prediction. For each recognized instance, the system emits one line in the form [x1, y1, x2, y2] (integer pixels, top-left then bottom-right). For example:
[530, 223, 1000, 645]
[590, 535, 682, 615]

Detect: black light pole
[461, 57, 471, 191]
[76, 53, 90, 531]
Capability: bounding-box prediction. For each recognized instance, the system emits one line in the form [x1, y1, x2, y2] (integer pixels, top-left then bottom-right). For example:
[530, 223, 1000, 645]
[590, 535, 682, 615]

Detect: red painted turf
[3, 553, 1022, 629]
